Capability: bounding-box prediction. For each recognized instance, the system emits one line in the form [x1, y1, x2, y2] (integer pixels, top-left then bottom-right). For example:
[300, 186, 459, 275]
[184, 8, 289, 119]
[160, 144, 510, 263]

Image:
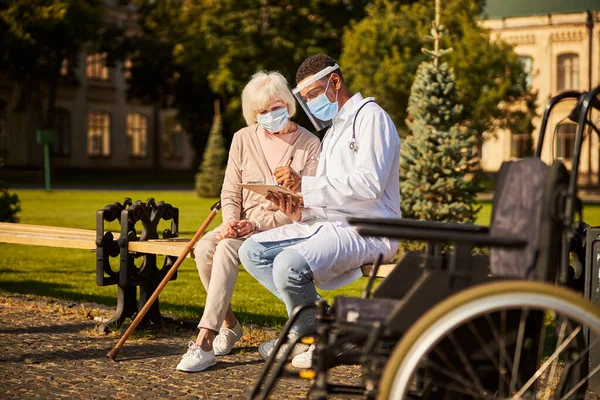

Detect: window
[52, 108, 71, 156]
[88, 111, 111, 157]
[511, 134, 531, 158]
[557, 54, 579, 91]
[124, 58, 132, 81]
[0, 100, 7, 157]
[163, 122, 184, 160]
[126, 113, 147, 158]
[86, 53, 109, 81]
[518, 56, 533, 89]
[60, 59, 68, 77]
[556, 123, 577, 160]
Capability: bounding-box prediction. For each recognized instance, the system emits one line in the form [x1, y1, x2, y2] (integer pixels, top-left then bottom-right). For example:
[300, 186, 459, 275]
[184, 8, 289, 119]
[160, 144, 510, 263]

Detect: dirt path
[0, 293, 361, 399]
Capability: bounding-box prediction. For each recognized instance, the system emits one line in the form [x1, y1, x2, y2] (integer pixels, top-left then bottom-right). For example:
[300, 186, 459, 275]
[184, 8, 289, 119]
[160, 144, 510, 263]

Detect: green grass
[4, 190, 600, 329]
[0, 190, 365, 328]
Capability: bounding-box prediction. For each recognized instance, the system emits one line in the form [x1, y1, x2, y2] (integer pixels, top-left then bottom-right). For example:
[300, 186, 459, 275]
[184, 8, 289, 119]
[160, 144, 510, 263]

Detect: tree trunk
[45, 78, 58, 130]
[152, 100, 161, 172]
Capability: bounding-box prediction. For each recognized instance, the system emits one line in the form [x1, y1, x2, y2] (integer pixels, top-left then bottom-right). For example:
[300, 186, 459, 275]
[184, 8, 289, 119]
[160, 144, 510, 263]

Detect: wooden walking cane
[107, 200, 222, 361]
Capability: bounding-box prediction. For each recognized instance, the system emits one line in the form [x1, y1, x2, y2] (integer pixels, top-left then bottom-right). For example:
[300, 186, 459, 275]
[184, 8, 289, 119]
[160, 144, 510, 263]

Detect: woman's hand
[232, 220, 255, 237]
[217, 220, 239, 240]
[274, 166, 302, 192]
[267, 192, 303, 222]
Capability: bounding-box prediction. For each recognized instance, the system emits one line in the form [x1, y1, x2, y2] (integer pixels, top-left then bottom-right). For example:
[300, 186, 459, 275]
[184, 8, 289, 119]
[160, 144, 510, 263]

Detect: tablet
[239, 183, 301, 198]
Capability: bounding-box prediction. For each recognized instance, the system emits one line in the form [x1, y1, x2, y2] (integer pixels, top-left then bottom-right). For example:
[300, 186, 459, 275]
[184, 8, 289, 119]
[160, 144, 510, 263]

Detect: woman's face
[257, 99, 286, 117]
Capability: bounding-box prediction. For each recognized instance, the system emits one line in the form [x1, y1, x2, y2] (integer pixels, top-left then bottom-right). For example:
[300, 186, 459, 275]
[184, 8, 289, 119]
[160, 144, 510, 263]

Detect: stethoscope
[317, 99, 375, 159]
[349, 99, 375, 152]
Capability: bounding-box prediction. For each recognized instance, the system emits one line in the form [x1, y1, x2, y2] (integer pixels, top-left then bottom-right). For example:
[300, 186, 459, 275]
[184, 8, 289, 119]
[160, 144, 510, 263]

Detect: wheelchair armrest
[348, 217, 489, 234]
[354, 225, 526, 248]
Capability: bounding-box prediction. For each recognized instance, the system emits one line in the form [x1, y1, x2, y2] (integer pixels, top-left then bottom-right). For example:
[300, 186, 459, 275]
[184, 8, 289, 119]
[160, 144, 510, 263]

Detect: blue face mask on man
[257, 107, 290, 133]
[307, 77, 338, 121]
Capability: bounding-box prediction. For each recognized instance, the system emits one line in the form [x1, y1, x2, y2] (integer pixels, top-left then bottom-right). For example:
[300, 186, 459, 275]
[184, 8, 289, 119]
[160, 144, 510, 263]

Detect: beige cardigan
[221, 124, 320, 232]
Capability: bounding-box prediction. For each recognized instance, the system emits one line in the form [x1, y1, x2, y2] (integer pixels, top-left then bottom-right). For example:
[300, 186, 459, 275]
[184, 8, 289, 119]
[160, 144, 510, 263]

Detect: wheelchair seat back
[490, 158, 569, 281]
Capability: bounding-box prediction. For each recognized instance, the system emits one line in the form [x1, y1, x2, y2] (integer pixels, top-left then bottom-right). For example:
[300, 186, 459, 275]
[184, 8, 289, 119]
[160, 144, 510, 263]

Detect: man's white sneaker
[258, 337, 310, 361]
[176, 341, 217, 372]
[213, 322, 243, 356]
[291, 344, 314, 369]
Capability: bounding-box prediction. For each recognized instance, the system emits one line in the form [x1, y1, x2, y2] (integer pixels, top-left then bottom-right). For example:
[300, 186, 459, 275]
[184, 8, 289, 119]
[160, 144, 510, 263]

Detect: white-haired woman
[177, 71, 320, 372]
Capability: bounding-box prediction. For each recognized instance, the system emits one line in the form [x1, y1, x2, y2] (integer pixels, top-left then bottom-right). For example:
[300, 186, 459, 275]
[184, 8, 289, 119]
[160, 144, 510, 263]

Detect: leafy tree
[341, 0, 537, 150]
[104, 0, 219, 170]
[0, 0, 103, 130]
[400, 4, 481, 222]
[195, 100, 226, 197]
[178, 0, 370, 136]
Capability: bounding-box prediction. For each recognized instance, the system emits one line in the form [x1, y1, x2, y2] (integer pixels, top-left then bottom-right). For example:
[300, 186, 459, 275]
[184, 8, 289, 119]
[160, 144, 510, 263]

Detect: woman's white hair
[241, 71, 296, 126]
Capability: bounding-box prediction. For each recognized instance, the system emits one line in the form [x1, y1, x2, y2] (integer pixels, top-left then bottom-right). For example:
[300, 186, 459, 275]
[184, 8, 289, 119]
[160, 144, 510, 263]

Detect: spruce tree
[195, 100, 227, 197]
[400, 0, 481, 223]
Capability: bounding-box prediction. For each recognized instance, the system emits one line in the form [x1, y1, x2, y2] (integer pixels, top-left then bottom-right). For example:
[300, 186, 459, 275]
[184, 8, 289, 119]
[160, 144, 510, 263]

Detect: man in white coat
[238, 54, 401, 368]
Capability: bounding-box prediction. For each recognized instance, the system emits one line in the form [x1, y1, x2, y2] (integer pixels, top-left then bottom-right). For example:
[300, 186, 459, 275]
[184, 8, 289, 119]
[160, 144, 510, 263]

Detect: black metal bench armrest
[348, 217, 489, 234]
[354, 224, 526, 248]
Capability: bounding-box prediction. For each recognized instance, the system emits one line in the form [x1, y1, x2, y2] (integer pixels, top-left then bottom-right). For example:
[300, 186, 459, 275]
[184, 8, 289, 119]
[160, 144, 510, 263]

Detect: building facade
[0, 2, 194, 173]
[480, 1, 600, 182]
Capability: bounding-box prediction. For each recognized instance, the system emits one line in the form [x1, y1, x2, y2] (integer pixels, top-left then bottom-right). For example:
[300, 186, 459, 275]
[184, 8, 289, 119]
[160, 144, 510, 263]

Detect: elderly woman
[176, 71, 320, 373]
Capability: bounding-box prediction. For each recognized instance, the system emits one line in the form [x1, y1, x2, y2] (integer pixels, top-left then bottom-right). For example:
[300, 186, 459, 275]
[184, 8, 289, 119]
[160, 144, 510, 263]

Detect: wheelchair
[250, 87, 600, 399]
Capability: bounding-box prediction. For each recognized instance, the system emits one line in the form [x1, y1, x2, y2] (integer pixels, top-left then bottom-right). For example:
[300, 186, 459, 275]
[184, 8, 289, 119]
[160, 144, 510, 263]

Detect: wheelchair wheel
[378, 281, 600, 399]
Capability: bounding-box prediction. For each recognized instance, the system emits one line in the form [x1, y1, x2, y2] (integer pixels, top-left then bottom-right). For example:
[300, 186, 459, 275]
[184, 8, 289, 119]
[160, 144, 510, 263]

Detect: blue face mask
[307, 78, 338, 121]
[257, 107, 289, 133]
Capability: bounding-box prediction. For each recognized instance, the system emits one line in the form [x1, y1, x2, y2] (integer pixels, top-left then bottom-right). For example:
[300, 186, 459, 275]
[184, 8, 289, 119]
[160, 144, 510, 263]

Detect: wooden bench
[1, 198, 397, 333]
[0, 222, 395, 278]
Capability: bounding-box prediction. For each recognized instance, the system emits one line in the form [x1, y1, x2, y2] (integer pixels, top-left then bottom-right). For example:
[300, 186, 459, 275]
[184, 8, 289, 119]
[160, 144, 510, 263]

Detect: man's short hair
[295, 54, 345, 85]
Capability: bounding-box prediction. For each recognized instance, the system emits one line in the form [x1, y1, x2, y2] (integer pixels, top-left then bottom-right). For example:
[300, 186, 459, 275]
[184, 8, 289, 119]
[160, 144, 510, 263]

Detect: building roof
[482, 0, 600, 19]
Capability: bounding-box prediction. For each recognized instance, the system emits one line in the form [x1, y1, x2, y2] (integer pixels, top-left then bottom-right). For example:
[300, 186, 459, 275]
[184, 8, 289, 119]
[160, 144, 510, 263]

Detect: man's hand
[274, 166, 302, 192]
[217, 220, 239, 240]
[232, 220, 255, 236]
[267, 191, 303, 222]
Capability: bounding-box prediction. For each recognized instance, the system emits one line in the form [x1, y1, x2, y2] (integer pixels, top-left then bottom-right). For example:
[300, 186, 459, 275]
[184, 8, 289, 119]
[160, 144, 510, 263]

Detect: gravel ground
[0, 293, 362, 399]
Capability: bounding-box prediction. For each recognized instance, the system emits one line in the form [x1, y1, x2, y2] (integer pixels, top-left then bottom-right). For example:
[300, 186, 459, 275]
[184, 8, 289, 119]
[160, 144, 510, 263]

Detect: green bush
[0, 159, 20, 222]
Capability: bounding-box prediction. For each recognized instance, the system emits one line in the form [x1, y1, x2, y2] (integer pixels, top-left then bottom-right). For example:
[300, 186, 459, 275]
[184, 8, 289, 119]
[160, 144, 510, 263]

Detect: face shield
[292, 64, 340, 131]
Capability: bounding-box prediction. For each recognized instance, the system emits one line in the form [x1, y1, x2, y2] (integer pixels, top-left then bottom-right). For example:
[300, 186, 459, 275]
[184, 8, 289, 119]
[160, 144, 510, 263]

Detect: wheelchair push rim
[378, 281, 600, 399]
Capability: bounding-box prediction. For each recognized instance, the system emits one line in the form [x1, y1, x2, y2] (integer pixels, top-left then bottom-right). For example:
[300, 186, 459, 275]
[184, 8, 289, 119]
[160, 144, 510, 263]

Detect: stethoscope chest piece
[349, 139, 358, 152]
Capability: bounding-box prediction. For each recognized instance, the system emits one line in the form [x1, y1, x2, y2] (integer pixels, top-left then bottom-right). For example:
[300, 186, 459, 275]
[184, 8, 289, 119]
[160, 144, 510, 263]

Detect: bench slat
[0, 232, 95, 251]
[360, 263, 396, 278]
[0, 223, 395, 275]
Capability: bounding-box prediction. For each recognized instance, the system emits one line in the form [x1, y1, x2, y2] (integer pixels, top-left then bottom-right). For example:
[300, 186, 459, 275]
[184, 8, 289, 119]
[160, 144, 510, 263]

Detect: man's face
[298, 73, 339, 104]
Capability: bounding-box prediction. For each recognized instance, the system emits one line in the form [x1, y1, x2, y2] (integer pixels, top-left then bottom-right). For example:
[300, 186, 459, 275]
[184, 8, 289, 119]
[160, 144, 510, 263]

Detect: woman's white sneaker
[176, 341, 217, 372]
[213, 322, 243, 356]
[291, 344, 314, 369]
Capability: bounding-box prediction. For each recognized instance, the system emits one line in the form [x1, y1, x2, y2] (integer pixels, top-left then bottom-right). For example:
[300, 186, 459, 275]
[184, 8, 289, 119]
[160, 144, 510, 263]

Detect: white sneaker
[258, 336, 310, 361]
[176, 341, 217, 372]
[213, 322, 243, 356]
[291, 344, 314, 369]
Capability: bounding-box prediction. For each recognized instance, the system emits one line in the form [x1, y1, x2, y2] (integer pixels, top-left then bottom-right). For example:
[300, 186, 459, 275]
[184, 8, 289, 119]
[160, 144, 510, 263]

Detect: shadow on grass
[0, 280, 288, 329]
[0, 280, 117, 306]
[0, 322, 93, 335]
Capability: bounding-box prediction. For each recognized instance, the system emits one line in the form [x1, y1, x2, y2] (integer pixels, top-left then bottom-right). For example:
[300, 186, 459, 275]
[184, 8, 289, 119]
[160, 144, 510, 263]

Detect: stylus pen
[286, 155, 294, 167]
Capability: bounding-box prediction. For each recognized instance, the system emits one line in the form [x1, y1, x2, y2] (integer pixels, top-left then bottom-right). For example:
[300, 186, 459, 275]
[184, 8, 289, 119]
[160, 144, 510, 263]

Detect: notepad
[239, 183, 301, 198]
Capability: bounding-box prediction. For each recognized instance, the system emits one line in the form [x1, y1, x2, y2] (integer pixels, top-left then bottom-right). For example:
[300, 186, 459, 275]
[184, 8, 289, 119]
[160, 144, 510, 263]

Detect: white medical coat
[251, 93, 401, 290]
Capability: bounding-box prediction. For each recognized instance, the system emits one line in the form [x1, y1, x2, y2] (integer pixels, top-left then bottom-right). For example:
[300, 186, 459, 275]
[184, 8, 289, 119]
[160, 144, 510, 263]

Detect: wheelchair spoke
[533, 318, 547, 397]
[448, 332, 486, 392]
[542, 319, 568, 400]
[467, 321, 511, 387]
[560, 362, 600, 400]
[484, 312, 512, 396]
[420, 358, 492, 396]
[433, 381, 498, 399]
[514, 322, 580, 398]
[509, 308, 529, 394]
